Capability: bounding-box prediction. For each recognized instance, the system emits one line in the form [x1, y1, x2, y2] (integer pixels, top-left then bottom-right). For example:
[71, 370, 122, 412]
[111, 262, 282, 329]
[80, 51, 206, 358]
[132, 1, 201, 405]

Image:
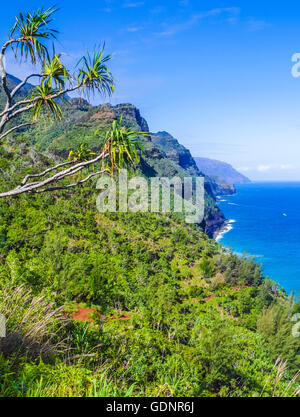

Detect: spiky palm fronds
[68, 143, 97, 176]
[68, 143, 96, 162]
[29, 82, 65, 121]
[42, 53, 71, 89]
[10, 6, 58, 63]
[95, 115, 148, 174]
[0, 8, 116, 152]
[78, 48, 114, 96]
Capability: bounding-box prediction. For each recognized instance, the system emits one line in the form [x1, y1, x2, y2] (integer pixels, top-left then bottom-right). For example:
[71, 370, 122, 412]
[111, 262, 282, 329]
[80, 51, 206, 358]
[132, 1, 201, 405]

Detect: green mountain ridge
[0, 72, 228, 236]
[1, 74, 300, 398]
[1, 74, 239, 236]
[151, 131, 236, 197]
[194, 157, 251, 186]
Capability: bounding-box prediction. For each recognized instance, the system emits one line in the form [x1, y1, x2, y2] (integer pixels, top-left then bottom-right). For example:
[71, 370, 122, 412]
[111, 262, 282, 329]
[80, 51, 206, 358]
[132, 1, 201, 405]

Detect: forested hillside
[0, 54, 300, 396]
[0, 74, 227, 236]
[0, 170, 300, 396]
[0, 96, 300, 397]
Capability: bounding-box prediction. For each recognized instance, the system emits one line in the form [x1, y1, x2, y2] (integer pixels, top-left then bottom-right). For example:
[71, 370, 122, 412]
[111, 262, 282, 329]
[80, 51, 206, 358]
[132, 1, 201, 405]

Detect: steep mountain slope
[1, 175, 298, 396]
[194, 157, 251, 185]
[0, 74, 228, 236]
[151, 131, 235, 197]
[1, 76, 300, 398]
[32, 102, 227, 236]
[151, 131, 201, 175]
[0, 143, 299, 397]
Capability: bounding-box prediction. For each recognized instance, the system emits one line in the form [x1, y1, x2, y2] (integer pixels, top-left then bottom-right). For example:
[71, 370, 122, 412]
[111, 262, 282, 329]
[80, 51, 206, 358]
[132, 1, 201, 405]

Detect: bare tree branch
[1, 103, 35, 124]
[0, 74, 11, 107]
[0, 152, 108, 198]
[10, 73, 43, 98]
[21, 159, 78, 186]
[35, 170, 104, 193]
[0, 83, 82, 119]
[0, 122, 35, 141]
[0, 39, 22, 106]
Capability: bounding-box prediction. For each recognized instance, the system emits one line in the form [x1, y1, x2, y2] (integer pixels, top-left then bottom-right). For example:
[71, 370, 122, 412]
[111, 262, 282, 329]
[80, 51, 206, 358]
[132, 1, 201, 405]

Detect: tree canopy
[0, 7, 147, 198]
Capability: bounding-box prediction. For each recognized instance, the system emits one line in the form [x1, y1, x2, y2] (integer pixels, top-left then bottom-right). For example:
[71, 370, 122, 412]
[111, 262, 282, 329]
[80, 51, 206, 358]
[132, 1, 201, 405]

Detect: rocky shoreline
[214, 219, 235, 241]
[212, 193, 237, 241]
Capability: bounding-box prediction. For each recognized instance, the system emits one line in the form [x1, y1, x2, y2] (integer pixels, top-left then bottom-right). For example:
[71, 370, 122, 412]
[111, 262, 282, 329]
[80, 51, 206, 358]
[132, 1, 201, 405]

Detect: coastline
[213, 183, 300, 297]
[214, 192, 237, 242]
[214, 219, 235, 242]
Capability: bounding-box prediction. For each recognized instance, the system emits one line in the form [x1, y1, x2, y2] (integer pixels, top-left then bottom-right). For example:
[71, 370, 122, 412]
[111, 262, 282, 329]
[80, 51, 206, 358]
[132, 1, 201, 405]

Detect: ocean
[217, 182, 300, 298]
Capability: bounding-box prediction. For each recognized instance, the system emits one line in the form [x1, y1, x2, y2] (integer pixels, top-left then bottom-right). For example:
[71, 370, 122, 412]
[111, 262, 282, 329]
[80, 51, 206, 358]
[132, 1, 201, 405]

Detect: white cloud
[257, 165, 272, 172]
[237, 164, 294, 173]
[124, 26, 142, 33]
[280, 164, 294, 170]
[158, 7, 240, 37]
[246, 19, 271, 32]
[123, 2, 144, 8]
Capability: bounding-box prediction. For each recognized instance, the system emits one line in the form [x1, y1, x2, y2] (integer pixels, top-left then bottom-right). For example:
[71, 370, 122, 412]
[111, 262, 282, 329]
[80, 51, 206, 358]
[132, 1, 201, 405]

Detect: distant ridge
[0, 78, 227, 236]
[193, 157, 251, 185]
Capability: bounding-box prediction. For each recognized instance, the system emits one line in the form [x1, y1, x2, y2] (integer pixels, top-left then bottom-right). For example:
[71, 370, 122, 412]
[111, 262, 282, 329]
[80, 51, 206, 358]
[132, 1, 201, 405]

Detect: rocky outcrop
[114, 103, 149, 132]
[69, 98, 91, 111]
[207, 175, 236, 196]
[151, 131, 199, 175]
[150, 131, 235, 197]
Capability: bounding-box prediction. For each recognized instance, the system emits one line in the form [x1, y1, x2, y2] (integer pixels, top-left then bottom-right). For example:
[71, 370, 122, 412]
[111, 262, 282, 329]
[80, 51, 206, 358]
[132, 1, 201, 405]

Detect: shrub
[0, 284, 69, 360]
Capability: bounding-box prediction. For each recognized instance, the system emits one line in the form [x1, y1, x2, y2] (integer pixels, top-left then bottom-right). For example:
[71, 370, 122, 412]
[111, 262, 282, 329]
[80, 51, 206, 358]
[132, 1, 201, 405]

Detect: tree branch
[0, 152, 108, 198]
[0, 82, 83, 139]
[0, 39, 23, 106]
[1, 103, 35, 124]
[0, 33, 116, 198]
[0, 38, 30, 135]
[10, 73, 42, 98]
[34, 170, 104, 193]
[0, 37, 82, 137]
[0, 83, 82, 119]
[0, 122, 35, 141]
[21, 159, 78, 186]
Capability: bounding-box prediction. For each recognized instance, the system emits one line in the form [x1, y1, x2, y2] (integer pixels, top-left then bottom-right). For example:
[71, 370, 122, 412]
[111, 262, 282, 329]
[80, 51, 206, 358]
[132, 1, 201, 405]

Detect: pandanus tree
[95, 115, 146, 174]
[0, 7, 146, 198]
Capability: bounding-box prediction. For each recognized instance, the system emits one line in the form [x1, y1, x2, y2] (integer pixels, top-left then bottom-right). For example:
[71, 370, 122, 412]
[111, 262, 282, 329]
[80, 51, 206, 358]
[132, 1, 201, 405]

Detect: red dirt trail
[71, 305, 131, 323]
[71, 305, 98, 322]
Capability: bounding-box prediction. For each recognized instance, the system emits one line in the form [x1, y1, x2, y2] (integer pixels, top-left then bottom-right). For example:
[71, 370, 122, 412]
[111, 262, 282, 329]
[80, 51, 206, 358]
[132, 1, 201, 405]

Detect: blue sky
[1, 1, 300, 180]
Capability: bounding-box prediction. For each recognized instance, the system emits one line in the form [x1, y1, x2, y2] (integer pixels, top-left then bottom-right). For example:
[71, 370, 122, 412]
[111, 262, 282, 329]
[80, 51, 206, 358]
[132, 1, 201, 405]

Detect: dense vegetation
[1, 6, 300, 398]
[13, 99, 225, 235]
[0, 166, 300, 396]
[1, 81, 300, 399]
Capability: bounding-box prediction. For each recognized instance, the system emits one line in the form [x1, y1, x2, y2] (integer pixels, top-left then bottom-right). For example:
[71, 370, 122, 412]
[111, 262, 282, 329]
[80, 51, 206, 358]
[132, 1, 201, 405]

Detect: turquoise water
[217, 182, 300, 297]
